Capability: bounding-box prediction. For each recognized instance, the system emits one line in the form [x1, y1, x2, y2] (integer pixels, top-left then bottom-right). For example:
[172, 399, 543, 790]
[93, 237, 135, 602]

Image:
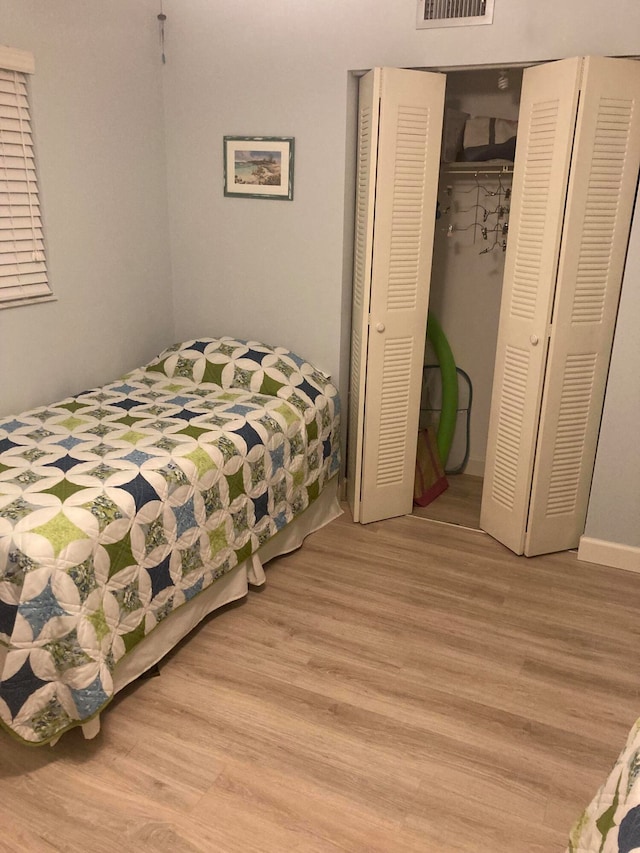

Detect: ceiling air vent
[416, 0, 495, 29]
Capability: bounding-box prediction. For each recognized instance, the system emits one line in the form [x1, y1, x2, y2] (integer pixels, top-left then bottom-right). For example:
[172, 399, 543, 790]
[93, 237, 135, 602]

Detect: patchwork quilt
[568, 717, 640, 852]
[0, 337, 340, 745]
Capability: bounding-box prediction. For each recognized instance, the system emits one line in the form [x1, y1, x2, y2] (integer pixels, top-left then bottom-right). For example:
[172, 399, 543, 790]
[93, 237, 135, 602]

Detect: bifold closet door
[480, 58, 582, 555]
[347, 67, 445, 523]
[525, 56, 640, 555]
[481, 56, 640, 556]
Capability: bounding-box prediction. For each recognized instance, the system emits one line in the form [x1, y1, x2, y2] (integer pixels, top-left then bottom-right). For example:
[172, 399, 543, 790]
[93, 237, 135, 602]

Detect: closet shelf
[441, 161, 514, 176]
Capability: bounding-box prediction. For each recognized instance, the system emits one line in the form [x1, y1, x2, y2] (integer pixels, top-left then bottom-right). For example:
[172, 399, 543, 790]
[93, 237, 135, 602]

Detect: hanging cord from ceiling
[158, 0, 167, 64]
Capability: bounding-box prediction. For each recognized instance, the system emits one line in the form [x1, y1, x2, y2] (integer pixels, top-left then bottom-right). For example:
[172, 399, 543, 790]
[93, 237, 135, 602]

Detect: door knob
[376, 322, 385, 333]
[530, 334, 539, 346]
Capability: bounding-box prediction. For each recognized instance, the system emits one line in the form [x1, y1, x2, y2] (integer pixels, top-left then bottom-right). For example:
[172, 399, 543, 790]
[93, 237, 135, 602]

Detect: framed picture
[223, 136, 294, 200]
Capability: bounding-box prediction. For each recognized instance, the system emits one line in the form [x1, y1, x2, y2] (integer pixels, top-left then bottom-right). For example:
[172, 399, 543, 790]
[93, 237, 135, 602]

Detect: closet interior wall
[424, 68, 523, 477]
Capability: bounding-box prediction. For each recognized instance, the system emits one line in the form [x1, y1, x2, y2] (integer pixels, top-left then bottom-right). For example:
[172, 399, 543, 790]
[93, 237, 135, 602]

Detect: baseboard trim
[578, 536, 640, 573]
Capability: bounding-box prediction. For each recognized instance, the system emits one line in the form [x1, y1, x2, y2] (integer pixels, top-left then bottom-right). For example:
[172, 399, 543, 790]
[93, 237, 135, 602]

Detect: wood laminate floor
[412, 473, 484, 529]
[1, 510, 639, 852]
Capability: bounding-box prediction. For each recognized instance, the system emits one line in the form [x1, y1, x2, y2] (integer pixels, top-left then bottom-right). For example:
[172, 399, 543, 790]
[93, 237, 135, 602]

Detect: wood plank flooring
[1, 509, 640, 852]
[412, 473, 484, 529]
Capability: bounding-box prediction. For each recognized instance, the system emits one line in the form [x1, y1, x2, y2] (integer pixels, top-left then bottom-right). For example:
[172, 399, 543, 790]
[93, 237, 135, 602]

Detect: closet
[418, 67, 523, 525]
[347, 57, 640, 556]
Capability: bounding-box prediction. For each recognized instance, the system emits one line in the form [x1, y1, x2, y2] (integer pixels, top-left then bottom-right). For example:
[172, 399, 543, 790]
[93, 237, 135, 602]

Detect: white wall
[0, 0, 173, 416]
[584, 205, 640, 549]
[162, 0, 640, 551]
[162, 0, 640, 390]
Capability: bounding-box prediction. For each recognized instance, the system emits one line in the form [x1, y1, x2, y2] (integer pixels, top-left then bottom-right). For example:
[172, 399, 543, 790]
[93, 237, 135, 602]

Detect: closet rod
[442, 163, 514, 176]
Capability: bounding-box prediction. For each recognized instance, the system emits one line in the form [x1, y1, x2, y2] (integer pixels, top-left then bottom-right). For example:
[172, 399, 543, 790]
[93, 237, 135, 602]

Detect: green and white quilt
[0, 337, 340, 745]
[568, 717, 640, 852]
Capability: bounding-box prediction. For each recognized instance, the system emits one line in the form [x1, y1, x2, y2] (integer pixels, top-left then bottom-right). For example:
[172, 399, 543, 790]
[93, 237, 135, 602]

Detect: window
[0, 46, 52, 308]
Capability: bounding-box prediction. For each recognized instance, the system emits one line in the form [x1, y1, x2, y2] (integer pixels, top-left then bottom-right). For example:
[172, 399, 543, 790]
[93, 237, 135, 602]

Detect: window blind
[0, 62, 51, 305]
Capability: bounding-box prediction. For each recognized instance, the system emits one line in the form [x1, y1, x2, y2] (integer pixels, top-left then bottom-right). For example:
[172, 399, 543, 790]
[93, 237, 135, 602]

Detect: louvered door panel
[509, 100, 560, 322]
[372, 108, 429, 488]
[354, 67, 445, 525]
[347, 70, 380, 521]
[387, 107, 431, 311]
[544, 354, 598, 516]
[376, 336, 414, 486]
[490, 345, 530, 510]
[480, 58, 582, 554]
[525, 57, 640, 555]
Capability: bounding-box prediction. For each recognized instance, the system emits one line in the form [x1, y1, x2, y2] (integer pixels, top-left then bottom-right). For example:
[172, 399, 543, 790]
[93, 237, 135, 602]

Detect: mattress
[0, 337, 341, 745]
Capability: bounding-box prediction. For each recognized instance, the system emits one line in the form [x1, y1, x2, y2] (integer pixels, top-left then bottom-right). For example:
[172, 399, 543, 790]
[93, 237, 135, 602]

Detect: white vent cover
[417, 0, 494, 29]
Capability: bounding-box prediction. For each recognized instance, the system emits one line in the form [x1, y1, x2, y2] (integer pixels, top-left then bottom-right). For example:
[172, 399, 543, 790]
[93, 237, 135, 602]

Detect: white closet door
[347, 67, 445, 524]
[480, 58, 582, 554]
[346, 68, 380, 522]
[525, 57, 640, 555]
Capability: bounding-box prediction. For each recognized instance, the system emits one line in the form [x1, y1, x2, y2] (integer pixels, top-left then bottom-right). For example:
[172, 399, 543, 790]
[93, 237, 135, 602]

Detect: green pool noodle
[426, 312, 458, 468]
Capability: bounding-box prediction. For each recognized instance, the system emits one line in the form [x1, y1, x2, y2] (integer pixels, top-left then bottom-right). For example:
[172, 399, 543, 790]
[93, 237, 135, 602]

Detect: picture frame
[223, 136, 294, 200]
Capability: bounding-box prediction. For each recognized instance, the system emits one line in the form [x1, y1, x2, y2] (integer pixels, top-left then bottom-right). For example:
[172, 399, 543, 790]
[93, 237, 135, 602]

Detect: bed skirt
[69, 477, 342, 743]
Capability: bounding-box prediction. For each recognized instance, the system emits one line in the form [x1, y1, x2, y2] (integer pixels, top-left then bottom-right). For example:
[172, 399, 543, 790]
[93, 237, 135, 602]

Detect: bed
[568, 718, 640, 852]
[0, 336, 341, 746]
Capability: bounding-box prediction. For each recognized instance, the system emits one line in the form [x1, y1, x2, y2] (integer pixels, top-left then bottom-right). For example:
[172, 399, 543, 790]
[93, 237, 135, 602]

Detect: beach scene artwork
[224, 136, 293, 199]
[234, 150, 282, 186]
